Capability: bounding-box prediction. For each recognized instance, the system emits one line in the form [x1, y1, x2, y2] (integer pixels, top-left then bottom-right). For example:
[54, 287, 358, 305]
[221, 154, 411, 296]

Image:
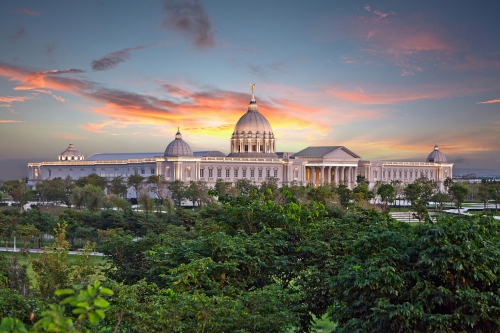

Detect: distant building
[27, 89, 453, 197]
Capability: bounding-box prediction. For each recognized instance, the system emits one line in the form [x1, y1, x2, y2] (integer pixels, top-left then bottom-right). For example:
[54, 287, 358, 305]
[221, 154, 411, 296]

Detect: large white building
[27, 89, 453, 196]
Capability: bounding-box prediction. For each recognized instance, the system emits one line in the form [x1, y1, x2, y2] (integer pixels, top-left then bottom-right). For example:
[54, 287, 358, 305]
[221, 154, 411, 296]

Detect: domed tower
[228, 85, 278, 158]
[164, 129, 194, 157]
[58, 143, 84, 161]
[426, 143, 447, 163]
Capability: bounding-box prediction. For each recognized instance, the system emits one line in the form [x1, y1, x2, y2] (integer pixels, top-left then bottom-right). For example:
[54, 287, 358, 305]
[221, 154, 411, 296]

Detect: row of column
[308, 165, 358, 189]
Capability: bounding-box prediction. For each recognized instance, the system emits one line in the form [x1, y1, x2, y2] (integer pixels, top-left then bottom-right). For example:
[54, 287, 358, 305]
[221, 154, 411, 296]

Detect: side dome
[59, 143, 84, 161]
[426, 143, 447, 163]
[164, 129, 193, 157]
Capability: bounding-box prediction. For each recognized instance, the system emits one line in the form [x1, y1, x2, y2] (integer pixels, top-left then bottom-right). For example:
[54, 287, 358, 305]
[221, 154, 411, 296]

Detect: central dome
[233, 99, 274, 134]
[228, 89, 277, 158]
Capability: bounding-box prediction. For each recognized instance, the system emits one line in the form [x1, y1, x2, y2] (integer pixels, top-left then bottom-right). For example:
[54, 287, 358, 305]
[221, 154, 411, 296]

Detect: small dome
[164, 129, 193, 157]
[59, 143, 84, 161]
[233, 93, 274, 134]
[426, 143, 447, 163]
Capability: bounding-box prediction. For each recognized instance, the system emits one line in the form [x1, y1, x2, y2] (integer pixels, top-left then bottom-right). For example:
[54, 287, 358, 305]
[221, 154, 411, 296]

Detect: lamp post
[408, 209, 411, 222]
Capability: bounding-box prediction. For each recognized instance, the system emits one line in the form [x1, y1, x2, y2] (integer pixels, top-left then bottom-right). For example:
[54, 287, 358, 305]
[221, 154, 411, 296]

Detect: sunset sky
[1, 0, 500, 180]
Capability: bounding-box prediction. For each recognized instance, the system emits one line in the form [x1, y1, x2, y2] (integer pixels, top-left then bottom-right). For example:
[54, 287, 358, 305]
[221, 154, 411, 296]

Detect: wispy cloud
[91, 44, 156, 71]
[0, 120, 24, 123]
[17, 8, 38, 16]
[477, 98, 500, 104]
[333, 12, 457, 75]
[8, 27, 25, 42]
[163, 0, 217, 49]
[326, 80, 499, 105]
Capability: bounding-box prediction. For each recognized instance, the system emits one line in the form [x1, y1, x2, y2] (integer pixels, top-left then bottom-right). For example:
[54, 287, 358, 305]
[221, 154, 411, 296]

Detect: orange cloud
[0, 119, 23, 123]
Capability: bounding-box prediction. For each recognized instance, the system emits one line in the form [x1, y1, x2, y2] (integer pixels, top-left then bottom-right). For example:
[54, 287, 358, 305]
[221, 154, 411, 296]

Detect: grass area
[0, 251, 105, 285]
[468, 210, 500, 216]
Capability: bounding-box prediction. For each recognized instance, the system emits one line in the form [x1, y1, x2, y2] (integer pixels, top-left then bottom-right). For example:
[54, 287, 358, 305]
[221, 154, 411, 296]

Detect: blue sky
[1, 0, 500, 179]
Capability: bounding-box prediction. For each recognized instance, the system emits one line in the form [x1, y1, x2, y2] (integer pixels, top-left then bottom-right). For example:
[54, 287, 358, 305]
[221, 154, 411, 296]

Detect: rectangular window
[250, 169, 255, 178]
[200, 169, 204, 178]
[258, 169, 262, 178]
[141, 169, 145, 174]
[252, 145, 256, 152]
[151, 168, 155, 174]
[245, 145, 248, 152]
[266, 169, 270, 178]
[209, 169, 213, 178]
[234, 169, 238, 178]
[274, 169, 278, 177]
[260, 145, 264, 152]
[243, 169, 247, 178]
[217, 168, 222, 178]
[226, 169, 230, 178]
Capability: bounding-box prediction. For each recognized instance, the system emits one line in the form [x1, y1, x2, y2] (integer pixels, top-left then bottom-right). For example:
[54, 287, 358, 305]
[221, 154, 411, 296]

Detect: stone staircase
[390, 211, 425, 223]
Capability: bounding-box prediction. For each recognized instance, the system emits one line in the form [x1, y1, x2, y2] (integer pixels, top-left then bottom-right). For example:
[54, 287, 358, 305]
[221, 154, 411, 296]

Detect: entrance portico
[292, 146, 361, 189]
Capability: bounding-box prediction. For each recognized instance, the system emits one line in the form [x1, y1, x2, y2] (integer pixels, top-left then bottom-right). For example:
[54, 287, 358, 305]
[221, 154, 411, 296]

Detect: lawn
[0, 251, 105, 285]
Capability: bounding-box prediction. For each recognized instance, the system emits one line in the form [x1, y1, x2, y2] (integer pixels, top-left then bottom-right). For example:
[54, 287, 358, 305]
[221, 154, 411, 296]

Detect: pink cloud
[326, 80, 499, 105]
[0, 95, 35, 104]
[80, 123, 107, 133]
[477, 98, 500, 104]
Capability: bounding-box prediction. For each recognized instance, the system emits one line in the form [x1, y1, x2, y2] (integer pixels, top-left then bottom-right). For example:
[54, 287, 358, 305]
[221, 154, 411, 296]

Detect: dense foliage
[1, 176, 500, 332]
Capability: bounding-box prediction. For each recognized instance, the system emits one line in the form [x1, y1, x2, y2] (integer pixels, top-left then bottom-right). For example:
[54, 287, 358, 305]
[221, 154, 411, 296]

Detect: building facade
[27, 90, 453, 197]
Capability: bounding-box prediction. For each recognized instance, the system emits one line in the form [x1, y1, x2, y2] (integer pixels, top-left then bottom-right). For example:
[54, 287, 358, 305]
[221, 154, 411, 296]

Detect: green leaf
[88, 312, 99, 324]
[55, 289, 75, 296]
[93, 297, 110, 308]
[72, 308, 86, 314]
[99, 287, 114, 296]
[95, 309, 105, 319]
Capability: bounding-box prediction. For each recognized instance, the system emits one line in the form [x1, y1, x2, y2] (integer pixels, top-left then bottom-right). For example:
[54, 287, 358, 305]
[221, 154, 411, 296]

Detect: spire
[175, 128, 182, 139]
[434, 142, 439, 150]
[250, 83, 256, 103]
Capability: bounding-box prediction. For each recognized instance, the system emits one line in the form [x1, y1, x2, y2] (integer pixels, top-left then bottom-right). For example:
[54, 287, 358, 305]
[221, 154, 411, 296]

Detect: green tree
[234, 178, 256, 196]
[107, 175, 127, 197]
[83, 185, 104, 212]
[185, 180, 210, 208]
[377, 183, 395, 213]
[430, 191, 450, 212]
[1, 180, 34, 212]
[336, 184, 353, 208]
[329, 215, 500, 333]
[75, 173, 107, 190]
[167, 180, 186, 206]
[14, 224, 40, 255]
[449, 183, 469, 214]
[126, 174, 144, 200]
[146, 175, 170, 211]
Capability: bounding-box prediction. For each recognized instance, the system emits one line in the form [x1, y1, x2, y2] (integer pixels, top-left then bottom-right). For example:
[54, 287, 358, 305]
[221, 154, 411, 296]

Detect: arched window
[242, 167, 247, 178]
[217, 167, 222, 178]
[234, 167, 239, 178]
[186, 166, 191, 178]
